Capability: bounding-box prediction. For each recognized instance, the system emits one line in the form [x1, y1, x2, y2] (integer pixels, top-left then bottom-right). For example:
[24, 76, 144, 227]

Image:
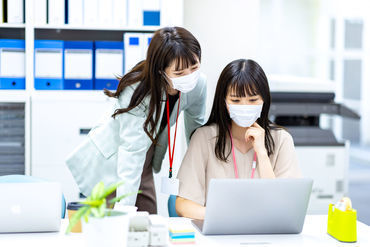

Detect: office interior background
[0, 0, 369, 224]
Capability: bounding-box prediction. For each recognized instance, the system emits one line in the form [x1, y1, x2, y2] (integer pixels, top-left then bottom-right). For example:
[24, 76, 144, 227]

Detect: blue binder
[147, 37, 152, 45]
[0, 39, 25, 90]
[94, 41, 123, 90]
[63, 41, 94, 90]
[34, 40, 64, 90]
[143, 10, 160, 26]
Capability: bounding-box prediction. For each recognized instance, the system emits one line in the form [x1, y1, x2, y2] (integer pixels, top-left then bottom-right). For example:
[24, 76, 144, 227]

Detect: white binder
[161, 0, 183, 26]
[96, 51, 123, 79]
[123, 32, 153, 73]
[7, 0, 24, 24]
[95, 50, 123, 80]
[94, 41, 123, 89]
[113, 0, 127, 27]
[127, 0, 143, 27]
[142, 33, 153, 58]
[0, 48, 25, 77]
[34, 0, 47, 25]
[143, 0, 160, 11]
[35, 49, 63, 79]
[34, 40, 64, 89]
[143, 0, 160, 26]
[64, 50, 93, 80]
[68, 0, 83, 25]
[98, 0, 113, 26]
[84, 0, 99, 26]
[124, 33, 144, 73]
[48, 0, 65, 25]
[0, 0, 3, 23]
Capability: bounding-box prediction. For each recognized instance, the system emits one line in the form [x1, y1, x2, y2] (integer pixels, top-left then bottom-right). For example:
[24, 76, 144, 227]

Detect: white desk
[0, 215, 369, 247]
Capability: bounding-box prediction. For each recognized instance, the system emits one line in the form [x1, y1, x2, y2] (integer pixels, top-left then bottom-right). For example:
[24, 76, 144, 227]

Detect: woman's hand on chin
[245, 122, 267, 156]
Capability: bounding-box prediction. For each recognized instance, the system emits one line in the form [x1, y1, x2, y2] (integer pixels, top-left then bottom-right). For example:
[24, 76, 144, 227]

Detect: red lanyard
[166, 92, 181, 178]
[229, 128, 257, 179]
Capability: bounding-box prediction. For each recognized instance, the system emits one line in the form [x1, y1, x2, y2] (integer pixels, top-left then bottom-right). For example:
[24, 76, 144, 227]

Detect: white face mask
[227, 104, 263, 127]
[166, 69, 200, 93]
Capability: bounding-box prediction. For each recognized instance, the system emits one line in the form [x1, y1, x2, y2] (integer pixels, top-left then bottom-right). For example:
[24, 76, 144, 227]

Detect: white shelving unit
[1, 0, 184, 205]
[0, 90, 28, 102]
[33, 25, 161, 32]
[0, 23, 26, 28]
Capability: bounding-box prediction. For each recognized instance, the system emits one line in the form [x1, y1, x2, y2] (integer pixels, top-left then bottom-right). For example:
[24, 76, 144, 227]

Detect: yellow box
[327, 203, 357, 242]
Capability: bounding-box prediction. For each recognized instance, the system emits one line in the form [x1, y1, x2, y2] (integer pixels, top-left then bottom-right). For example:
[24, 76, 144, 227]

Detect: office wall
[183, 0, 260, 116]
[258, 0, 328, 78]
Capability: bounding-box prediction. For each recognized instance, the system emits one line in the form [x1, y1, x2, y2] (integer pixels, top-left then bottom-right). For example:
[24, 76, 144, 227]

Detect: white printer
[268, 75, 360, 214]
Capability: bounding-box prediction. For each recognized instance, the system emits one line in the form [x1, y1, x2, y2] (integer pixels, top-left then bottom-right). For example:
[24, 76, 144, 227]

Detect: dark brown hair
[104, 27, 201, 142]
[205, 59, 279, 162]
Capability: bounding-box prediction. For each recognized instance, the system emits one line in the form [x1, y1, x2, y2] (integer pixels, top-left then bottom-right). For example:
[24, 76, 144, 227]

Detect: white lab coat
[65, 74, 207, 205]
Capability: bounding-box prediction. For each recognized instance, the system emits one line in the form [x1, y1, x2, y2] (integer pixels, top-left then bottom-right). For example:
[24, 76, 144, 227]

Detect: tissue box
[327, 203, 357, 242]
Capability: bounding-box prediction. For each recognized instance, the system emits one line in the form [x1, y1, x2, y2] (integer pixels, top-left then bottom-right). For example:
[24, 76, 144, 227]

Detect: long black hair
[104, 27, 201, 142]
[205, 59, 279, 162]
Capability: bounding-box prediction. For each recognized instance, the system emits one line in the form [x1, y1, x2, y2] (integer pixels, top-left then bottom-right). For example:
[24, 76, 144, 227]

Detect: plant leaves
[65, 180, 139, 231]
[91, 207, 100, 218]
[83, 208, 92, 223]
[81, 199, 103, 207]
[108, 191, 140, 204]
[91, 181, 105, 200]
[98, 199, 106, 217]
[102, 181, 125, 199]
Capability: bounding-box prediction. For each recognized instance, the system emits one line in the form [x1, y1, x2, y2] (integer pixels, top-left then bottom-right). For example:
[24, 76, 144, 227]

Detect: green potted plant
[66, 180, 139, 247]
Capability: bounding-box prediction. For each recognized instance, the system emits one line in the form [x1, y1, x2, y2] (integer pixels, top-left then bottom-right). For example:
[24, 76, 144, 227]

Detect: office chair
[0, 175, 66, 218]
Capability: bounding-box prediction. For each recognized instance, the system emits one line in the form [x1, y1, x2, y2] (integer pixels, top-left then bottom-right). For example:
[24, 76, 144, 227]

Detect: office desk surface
[0, 215, 369, 247]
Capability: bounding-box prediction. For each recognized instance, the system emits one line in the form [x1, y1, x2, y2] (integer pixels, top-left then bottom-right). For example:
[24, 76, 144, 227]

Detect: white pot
[82, 211, 129, 247]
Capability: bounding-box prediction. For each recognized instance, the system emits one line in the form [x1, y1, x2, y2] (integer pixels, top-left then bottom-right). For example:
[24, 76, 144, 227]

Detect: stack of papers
[169, 224, 195, 245]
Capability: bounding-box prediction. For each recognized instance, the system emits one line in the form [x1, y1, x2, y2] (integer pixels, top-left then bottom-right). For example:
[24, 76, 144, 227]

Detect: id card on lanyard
[161, 92, 181, 195]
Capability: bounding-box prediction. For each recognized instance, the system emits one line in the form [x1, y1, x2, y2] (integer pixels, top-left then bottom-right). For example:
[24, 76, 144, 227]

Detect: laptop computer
[0, 182, 62, 233]
[192, 178, 313, 235]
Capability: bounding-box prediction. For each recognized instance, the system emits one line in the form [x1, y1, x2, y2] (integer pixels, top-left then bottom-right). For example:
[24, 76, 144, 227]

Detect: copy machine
[268, 75, 360, 214]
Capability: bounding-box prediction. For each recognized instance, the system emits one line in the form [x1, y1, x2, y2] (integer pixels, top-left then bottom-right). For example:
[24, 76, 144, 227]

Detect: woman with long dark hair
[66, 27, 207, 214]
[175, 59, 301, 219]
